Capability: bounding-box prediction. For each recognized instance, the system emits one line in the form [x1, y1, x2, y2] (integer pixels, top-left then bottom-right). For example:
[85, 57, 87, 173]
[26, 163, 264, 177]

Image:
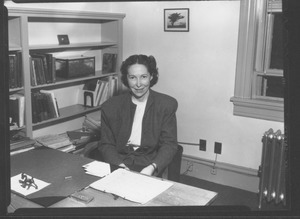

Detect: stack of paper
[35, 133, 75, 152]
[89, 168, 174, 204]
[82, 161, 111, 177]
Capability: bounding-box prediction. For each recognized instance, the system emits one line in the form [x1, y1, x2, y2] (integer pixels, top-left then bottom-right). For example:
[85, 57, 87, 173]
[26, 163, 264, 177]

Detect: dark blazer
[99, 89, 178, 173]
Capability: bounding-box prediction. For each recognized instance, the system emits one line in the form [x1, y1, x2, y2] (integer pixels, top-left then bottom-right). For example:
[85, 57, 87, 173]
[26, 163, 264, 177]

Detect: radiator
[258, 129, 286, 209]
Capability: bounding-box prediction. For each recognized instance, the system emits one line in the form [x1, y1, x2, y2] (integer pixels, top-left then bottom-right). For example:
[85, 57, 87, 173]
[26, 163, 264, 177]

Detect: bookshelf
[8, 7, 125, 139]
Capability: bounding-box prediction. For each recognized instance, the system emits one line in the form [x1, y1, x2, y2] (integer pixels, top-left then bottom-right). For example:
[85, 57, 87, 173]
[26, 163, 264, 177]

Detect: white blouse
[127, 97, 148, 150]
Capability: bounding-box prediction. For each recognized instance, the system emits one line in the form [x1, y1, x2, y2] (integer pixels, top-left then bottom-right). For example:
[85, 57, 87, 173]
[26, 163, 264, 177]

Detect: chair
[83, 142, 183, 182]
[157, 144, 183, 182]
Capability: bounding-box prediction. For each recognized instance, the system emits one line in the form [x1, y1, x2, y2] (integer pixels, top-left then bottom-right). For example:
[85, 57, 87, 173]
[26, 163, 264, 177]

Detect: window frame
[230, 0, 284, 122]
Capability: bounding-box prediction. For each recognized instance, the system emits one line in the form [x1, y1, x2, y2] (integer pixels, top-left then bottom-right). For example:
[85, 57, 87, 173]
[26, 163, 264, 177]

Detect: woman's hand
[140, 163, 156, 176]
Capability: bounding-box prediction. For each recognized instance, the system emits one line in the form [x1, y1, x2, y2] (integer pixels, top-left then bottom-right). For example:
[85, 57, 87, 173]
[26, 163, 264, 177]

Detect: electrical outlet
[214, 142, 222, 154]
[210, 168, 217, 175]
[199, 139, 206, 151]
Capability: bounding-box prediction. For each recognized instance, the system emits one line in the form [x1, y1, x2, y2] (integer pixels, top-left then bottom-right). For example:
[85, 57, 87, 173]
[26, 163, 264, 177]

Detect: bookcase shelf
[30, 71, 117, 90]
[7, 7, 125, 138]
[9, 87, 24, 93]
[29, 42, 118, 51]
[9, 46, 22, 51]
[32, 104, 101, 130]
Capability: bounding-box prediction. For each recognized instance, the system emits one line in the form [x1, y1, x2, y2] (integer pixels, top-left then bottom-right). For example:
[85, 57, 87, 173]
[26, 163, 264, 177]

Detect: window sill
[230, 97, 284, 122]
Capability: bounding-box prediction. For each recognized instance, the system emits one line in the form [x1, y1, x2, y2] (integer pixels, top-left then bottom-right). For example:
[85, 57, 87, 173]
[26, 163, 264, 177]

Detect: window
[230, 0, 284, 122]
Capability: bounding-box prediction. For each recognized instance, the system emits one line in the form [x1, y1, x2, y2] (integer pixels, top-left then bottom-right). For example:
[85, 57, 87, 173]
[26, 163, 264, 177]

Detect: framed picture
[164, 8, 189, 32]
[57, 34, 70, 45]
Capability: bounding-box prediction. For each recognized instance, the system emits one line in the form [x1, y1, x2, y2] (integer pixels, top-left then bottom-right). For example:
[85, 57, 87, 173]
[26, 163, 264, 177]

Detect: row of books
[9, 51, 23, 89]
[31, 90, 60, 124]
[10, 52, 117, 89]
[79, 77, 118, 107]
[9, 93, 25, 129]
[30, 53, 56, 86]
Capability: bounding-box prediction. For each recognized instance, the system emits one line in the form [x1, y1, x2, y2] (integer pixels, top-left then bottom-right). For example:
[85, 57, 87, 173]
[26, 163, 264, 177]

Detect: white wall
[5, 1, 284, 170]
[110, 1, 284, 170]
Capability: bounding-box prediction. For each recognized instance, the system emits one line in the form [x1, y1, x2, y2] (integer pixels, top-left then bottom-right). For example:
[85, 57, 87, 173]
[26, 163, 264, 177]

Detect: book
[31, 92, 39, 123]
[13, 93, 25, 128]
[15, 51, 23, 88]
[29, 57, 37, 86]
[31, 53, 50, 84]
[58, 144, 76, 153]
[9, 94, 25, 128]
[43, 92, 57, 119]
[99, 81, 109, 105]
[31, 91, 58, 123]
[31, 57, 44, 85]
[35, 133, 72, 150]
[102, 53, 117, 74]
[9, 52, 22, 89]
[30, 53, 56, 84]
[9, 54, 17, 89]
[9, 95, 19, 127]
[10, 137, 36, 152]
[95, 80, 105, 106]
[40, 90, 60, 118]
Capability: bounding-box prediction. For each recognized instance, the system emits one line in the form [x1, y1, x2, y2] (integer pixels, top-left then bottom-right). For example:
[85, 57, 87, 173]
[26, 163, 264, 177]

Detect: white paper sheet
[89, 168, 174, 204]
[82, 160, 111, 177]
[11, 173, 50, 196]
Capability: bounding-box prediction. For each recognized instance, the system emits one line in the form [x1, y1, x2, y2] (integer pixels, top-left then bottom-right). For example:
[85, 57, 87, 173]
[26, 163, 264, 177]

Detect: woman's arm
[151, 99, 178, 174]
[98, 109, 124, 166]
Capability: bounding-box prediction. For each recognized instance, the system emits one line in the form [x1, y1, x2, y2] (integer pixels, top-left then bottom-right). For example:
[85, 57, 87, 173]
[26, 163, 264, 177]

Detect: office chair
[83, 142, 183, 182]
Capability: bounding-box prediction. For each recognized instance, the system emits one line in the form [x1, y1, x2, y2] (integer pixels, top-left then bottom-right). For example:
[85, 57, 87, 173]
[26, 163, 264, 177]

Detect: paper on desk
[11, 173, 50, 196]
[82, 161, 111, 177]
[89, 168, 174, 204]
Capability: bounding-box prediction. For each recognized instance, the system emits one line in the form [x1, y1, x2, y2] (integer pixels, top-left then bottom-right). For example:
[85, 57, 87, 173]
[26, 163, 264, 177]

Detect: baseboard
[180, 154, 260, 193]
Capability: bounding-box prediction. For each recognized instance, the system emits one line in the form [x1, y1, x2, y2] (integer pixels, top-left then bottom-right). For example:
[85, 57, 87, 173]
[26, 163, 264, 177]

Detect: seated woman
[98, 54, 178, 176]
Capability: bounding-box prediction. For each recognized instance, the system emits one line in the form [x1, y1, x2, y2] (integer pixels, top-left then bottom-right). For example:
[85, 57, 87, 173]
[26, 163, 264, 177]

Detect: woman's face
[127, 64, 153, 101]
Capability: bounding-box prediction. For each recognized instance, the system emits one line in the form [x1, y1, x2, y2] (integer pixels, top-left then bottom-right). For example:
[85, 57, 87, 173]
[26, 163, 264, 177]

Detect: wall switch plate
[199, 139, 206, 151]
[214, 142, 222, 154]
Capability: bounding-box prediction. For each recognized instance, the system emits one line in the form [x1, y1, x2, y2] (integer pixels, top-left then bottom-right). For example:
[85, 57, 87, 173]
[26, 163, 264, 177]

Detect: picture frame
[164, 8, 189, 32]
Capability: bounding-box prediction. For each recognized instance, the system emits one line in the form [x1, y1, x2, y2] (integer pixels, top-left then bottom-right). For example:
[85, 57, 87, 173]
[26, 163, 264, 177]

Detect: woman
[98, 54, 178, 176]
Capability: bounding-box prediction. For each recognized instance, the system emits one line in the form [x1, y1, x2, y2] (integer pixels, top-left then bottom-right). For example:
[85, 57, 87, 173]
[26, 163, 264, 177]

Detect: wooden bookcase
[8, 7, 125, 139]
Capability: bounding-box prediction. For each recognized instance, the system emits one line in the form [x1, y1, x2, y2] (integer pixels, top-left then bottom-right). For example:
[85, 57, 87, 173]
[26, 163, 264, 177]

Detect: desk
[9, 147, 217, 213]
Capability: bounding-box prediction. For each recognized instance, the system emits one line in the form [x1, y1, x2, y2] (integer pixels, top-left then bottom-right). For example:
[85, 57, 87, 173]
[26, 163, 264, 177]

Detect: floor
[179, 174, 288, 212]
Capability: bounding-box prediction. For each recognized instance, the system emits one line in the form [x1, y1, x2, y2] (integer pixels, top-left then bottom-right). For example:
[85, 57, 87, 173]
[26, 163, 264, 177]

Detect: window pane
[269, 13, 283, 70]
[258, 75, 284, 98]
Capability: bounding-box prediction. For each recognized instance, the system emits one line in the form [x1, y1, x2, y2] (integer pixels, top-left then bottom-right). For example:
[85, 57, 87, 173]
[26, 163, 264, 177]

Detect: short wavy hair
[120, 54, 159, 88]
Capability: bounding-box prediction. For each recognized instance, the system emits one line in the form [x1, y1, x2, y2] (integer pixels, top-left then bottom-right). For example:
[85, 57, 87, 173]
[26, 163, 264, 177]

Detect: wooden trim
[182, 154, 258, 177]
[230, 96, 284, 122]
[7, 7, 126, 20]
[181, 154, 260, 193]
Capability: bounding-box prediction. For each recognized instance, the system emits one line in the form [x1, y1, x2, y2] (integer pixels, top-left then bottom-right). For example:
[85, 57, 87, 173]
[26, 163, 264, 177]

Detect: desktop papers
[83, 161, 111, 177]
[11, 173, 50, 196]
[89, 168, 174, 204]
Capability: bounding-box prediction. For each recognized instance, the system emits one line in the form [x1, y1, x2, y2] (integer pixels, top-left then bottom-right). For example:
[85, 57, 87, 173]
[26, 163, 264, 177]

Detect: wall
[109, 1, 284, 172]
[5, 1, 284, 174]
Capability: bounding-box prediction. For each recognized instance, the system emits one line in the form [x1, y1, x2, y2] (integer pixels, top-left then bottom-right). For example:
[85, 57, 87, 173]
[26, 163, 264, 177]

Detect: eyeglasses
[19, 173, 38, 190]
